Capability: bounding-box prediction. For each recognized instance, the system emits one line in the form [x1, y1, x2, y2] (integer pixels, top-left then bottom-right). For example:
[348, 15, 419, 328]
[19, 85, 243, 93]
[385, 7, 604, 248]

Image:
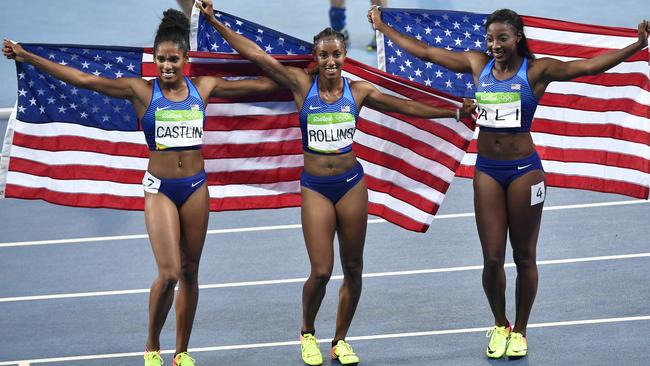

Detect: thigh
[473, 170, 508, 256]
[178, 184, 210, 263]
[506, 170, 546, 251]
[301, 186, 337, 269]
[144, 192, 182, 269]
[335, 179, 368, 261]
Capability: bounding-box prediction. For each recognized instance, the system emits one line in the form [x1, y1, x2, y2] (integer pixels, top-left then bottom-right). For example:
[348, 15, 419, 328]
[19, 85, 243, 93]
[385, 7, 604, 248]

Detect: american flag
[1, 42, 473, 231]
[377, 9, 650, 199]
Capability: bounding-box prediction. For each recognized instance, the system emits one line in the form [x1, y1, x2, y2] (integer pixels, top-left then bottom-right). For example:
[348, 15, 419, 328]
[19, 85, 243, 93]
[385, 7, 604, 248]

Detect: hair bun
[159, 8, 190, 35]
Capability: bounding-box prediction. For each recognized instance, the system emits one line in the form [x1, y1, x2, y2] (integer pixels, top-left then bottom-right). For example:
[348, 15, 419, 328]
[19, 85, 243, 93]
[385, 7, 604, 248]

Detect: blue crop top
[475, 57, 538, 133]
[298, 76, 359, 155]
[140, 77, 206, 151]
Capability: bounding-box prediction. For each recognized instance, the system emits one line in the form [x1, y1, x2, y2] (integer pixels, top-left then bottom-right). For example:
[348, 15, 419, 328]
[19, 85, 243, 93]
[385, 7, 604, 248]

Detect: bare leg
[175, 184, 209, 353]
[507, 171, 545, 335]
[144, 192, 182, 351]
[474, 170, 510, 327]
[333, 180, 368, 342]
[300, 187, 337, 334]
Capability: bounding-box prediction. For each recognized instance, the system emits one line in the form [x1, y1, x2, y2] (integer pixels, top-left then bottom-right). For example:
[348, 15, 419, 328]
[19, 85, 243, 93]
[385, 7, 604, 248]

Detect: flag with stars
[0, 41, 474, 233]
[191, 9, 312, 55]
[377, 8, 650, 199]
[377, 9, 486, 98]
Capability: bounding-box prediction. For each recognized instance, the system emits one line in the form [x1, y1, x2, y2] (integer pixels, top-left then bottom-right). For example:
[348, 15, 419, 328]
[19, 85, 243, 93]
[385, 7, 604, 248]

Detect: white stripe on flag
[10, 145, 148, 170]
[7, 171, 143, 196]
[524, 26, 637, 48]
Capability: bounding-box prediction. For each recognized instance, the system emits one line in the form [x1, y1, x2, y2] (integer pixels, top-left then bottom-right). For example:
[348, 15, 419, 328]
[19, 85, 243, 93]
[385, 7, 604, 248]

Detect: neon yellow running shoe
[144, 350, 163, 366]
[173, 352, 195, 366]
[485, 324, 511, 359]
[301, 333, 323, 366]
[506, 332, 528, 358]
[331, 340, 360, 365]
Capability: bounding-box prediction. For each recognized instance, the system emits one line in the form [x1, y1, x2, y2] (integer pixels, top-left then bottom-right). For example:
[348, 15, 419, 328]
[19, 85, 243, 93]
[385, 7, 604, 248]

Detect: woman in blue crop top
[370, 6, 649, 359]
[3, 9, 282, 366]
[197, 1, 474, 364]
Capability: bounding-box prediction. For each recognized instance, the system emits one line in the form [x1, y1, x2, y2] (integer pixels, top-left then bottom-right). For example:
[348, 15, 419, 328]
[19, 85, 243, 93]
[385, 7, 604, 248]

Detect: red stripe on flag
[539, 93, 648, 118]
[537, 146, 650, 173]
[529, 39, 649, 62]
[532, 118, 650, 145]
[202, 141, 302, 159]
[209, 194, 301, 211]
[359, 118, 461, 172]
[206, 114, 298, 131]
[5, 185, 145, 210]
[522, 16, 638, 37]
[545, 173, 649, 199]
[368, 202, 429, 232]
[12, 132, 149, 157]
[365, 175, 437, 213]
[206, 167, 301, 185]
[354, 143, 451, 194]
[571, 73, 650, 90]
[8, 158, 144, 183]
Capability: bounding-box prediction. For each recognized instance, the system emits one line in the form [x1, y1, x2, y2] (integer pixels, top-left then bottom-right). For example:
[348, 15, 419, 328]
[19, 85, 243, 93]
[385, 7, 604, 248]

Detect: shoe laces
[144, 350, 163, 365]
[336, 340, 355, 356]
[302, 334, 319, 354]
[486, 325, 510, 338]
[510, 332, 526, 345]
[174, 352, 195, 366]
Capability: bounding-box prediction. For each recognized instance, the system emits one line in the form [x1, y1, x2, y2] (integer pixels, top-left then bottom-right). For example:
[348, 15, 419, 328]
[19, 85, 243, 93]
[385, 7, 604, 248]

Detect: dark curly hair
[485, 9, 535, 60]
[154, 9, 190, 53]
[312, 27, 347, 52]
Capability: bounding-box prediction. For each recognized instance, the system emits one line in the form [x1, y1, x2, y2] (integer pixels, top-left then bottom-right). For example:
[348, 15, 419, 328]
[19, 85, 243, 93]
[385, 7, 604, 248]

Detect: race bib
[154, 110, 204, 150]
[142, 171, 161, 194]
[306, 112, 356, 153]
[475, 92, 522, 128]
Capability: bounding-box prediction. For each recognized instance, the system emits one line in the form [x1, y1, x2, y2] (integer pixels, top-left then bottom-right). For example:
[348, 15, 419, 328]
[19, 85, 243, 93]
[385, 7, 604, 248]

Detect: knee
[157, 270, 181, 290]
[512, 249, 536, 270]
[310, 268, 333, 287]
[483, 254, 505, 273]
[341, 257, 364, 279]
[180, 263, 199, 284]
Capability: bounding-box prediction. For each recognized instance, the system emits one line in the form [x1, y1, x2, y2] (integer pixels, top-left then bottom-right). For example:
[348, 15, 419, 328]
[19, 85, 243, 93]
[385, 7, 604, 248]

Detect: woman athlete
[369, 5, 649, 359]
[196, 0, 475, 365]
[4, 9, 280, 366]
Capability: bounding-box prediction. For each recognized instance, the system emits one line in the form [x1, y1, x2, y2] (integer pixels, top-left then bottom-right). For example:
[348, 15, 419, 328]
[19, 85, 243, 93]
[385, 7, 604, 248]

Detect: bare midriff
[303, 150, 358, 176]
[477, 131, 536, 160]
[147, 149, 204, 178]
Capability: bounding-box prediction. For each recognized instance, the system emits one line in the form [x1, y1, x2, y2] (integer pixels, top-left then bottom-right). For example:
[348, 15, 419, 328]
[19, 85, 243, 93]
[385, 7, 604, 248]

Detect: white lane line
[1, 252, 649, 303]
[1, 199, 647, 248]
[1, 315, 648, 365]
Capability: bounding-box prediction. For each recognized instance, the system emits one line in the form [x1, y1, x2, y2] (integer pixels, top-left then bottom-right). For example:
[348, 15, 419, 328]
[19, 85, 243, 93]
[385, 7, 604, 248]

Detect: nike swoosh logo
[346, 173, 359, 182]
[309, 105, 323, 110]
[481, 82, 494, 87]
[156, 106, 171, 111]
[517, 164, 532, 170]
[191, 179, 204, 187]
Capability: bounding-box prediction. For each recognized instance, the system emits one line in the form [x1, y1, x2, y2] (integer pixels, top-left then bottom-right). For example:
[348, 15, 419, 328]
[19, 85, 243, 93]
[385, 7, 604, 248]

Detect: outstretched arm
[195, 0, 307, 93]
[367, 6, 487, 75]
[538, 20, 649, 82]
[354, 81, 475, 120]
[193, 75, 281, 100]
[3, 39, 147, 103]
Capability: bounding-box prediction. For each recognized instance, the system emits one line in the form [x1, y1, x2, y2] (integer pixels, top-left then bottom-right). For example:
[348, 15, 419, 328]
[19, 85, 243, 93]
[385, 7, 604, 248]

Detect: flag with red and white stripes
[378, 9, 650, 199]
[0, 44, 472, 232]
